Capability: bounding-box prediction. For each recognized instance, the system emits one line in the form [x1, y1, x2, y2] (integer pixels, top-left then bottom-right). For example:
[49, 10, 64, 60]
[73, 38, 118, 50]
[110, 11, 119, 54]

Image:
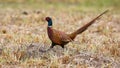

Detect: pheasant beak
[45, 17, 48, 21]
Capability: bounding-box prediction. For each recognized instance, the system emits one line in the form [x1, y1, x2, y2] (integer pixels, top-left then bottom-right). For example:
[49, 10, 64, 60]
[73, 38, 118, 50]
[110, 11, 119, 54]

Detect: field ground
[0, 0, 120, 68]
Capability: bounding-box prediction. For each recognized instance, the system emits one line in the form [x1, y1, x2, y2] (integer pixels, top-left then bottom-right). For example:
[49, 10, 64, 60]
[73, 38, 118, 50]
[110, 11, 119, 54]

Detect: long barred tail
[69, 10, 109, 40]
[75, 10, 109, 34]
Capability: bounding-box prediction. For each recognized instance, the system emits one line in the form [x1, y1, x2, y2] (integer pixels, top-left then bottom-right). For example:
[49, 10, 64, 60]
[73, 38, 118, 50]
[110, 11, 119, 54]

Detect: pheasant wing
[59, 31, 72, 42]
[52, 28, 72, 44]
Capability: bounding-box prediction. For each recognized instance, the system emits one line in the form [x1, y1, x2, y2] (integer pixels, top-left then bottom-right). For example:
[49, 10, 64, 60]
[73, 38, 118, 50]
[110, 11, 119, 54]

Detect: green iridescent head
[45, 17, 52, 26]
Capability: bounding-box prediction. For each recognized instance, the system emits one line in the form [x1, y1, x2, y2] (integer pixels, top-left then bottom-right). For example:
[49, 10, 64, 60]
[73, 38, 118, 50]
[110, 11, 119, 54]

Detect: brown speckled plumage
[45, 10, 108, 50]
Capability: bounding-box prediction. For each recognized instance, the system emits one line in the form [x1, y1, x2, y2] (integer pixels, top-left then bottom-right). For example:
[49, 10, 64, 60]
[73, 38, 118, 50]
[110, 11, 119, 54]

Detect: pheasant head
[45, 17, 52, 27]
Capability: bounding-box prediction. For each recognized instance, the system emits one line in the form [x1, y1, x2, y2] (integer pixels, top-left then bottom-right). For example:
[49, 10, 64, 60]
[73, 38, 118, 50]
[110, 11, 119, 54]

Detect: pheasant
[45, 10, 108, 51]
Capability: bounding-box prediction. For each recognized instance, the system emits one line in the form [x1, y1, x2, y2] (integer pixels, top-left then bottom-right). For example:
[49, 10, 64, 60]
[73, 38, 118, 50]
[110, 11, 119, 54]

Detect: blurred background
[0, 0, 119, 13]
[0, 0, 120, 68]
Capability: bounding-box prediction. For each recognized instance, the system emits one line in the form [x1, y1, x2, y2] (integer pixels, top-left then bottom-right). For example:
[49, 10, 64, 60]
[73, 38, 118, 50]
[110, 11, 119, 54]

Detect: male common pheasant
[45, 10, 108, 51]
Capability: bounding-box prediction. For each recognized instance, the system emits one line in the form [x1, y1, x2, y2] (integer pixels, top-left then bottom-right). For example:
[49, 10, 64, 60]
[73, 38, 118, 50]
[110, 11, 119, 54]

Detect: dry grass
[0, 2, 120, 68]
